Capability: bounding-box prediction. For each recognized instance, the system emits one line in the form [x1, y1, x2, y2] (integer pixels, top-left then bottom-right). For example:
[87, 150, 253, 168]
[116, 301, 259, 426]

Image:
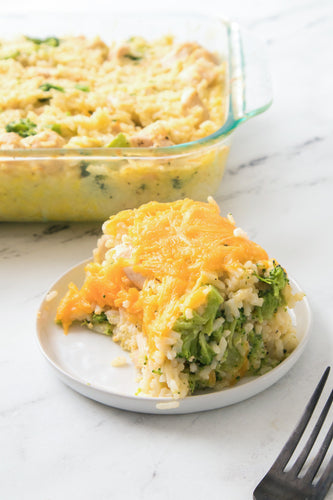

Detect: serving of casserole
[56, 198, 303, 398]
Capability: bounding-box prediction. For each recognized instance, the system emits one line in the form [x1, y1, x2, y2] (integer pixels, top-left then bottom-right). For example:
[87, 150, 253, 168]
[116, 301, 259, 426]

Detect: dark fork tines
[253, 367, 333, 500]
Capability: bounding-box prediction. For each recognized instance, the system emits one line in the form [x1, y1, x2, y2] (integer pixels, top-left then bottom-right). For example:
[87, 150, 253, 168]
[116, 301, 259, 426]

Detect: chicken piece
[21, 130, 65, 148]
[66, 136, 103, 148]
[161, 42, 197, 67]
[179, 58, 219, 86]
[114, 43, 131, 59]
[193, 47, 219, 65]
[33, 69, 52, 78]
[0, 132, 23, 149]
[94, 235, 134, 265]
[108, 43, 141, 61]
[87, 36, 108, 51]
[162, 42, 219, 68]
[130, 135, 153, 147]
[123, 267, 147, 289]
[181, 88, 209, 120]
[107, 92, 133, 110]
[111, 243, 132, 260]
[130, 122, 174, 147]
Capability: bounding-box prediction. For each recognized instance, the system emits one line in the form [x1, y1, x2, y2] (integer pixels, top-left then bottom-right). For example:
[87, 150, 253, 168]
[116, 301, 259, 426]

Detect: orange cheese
[56, 199, 268, 347]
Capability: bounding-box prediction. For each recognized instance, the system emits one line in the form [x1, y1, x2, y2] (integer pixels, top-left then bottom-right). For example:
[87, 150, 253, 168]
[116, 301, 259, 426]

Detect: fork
[253, 366, 333, 500]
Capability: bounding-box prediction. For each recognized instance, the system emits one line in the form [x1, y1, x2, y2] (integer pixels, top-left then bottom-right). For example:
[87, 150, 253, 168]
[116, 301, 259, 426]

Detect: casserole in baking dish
[0, 13, 272, 221]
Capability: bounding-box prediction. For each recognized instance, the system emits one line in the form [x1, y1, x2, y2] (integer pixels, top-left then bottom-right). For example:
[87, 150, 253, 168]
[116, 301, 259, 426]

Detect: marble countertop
[1, 1, 332, 499]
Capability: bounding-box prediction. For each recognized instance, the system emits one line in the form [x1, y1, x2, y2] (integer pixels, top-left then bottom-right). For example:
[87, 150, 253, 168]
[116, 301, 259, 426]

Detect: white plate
[36, 261, 311, 414]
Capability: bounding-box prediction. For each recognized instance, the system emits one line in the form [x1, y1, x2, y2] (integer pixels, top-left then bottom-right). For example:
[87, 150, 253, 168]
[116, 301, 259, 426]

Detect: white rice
[87, 260, 300, 398]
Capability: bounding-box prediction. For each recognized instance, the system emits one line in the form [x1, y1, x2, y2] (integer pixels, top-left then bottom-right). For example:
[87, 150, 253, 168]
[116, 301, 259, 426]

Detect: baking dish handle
[228, 21, 273, 122]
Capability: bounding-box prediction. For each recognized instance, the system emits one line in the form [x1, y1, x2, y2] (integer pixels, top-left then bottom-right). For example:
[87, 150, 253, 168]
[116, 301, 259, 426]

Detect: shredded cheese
[56, 199, 268, 348]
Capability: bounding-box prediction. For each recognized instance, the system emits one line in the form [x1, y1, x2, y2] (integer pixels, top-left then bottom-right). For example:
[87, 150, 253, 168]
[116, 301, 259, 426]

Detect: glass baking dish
[0, 12, 272, 221]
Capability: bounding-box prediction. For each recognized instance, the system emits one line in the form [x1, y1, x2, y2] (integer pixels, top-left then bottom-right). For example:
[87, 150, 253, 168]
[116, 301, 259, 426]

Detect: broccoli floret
[79, 161, 90, 178]
[75, 84, 90, 92]
[174, 286, 223, 365]
[247, 331, 267, 372]
[26, 36, 60, 47]
[39, 83, 65, 93]
[5, 118, 37, 138]
[255, 264, 288, 321]
[82, 312, 113, 336]
[123, 53, 142, 61]
[0, 50, 20, 60]
[107, 133, 130, 148]
[91, 312, 108, 324]
[47, 124, 62, 135]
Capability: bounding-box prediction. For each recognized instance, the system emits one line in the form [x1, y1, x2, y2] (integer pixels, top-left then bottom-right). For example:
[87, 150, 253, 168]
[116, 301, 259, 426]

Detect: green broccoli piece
[123, 54, 142, 61]
[39, 83, 65, 93]
[75, 84, 90, 92]
[79, 161, 90, 178]
[91, 312, 108, 324]
[83, 312, 113, 336]
[0, 50, 20, 60]
[47, 124, 62, 135]
[26, 36, 60, 47]
[255, 264, 288, 321]
[174, 286, 223, 365]
[257, 264, 288, 296]
[5, 118, 37, 138]
[247, 331, 267, 372]
[172, 177, 183, 189]
[107, 133, 130, 148]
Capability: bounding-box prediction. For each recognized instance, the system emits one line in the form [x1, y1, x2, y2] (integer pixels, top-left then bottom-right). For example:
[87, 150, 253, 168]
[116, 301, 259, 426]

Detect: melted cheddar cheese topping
[56, 199, 268, 350]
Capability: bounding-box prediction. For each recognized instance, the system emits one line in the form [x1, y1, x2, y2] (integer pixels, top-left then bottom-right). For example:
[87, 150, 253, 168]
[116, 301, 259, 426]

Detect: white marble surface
[1, 1, 333, 499]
